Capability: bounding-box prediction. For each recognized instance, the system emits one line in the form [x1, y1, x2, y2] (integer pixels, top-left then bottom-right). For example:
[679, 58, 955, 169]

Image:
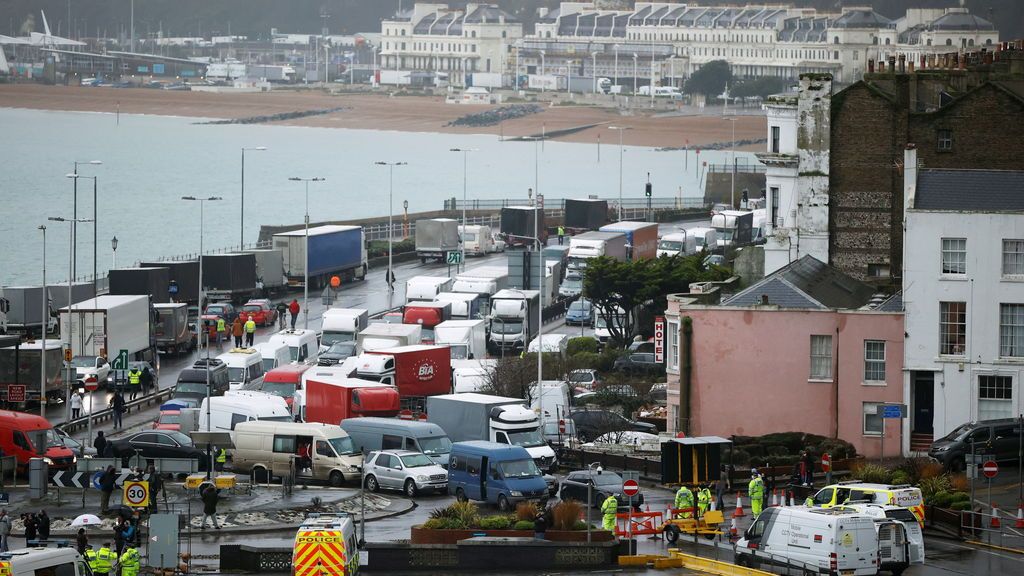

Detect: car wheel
[365, 475, 380, 493]
[404, 479, 418, 498]
[252, 466, 270, 483]
[497, 494, 511, 512]
[329, 471, 344, 488]
[665, 524, 681, 544]
[456, 488, 468, 503]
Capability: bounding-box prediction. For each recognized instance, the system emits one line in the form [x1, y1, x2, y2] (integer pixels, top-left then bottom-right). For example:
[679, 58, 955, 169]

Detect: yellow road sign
[123, 480, 150, 507]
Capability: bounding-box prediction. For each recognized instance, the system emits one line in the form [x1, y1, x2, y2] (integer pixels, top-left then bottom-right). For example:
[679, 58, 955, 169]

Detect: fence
[444, 197, 708, 212]
[705, 163, 767, 174]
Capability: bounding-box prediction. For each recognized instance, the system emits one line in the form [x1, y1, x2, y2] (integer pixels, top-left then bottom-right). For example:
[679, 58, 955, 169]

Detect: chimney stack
[898, 53, 906, 73]
[904, 144, 918, 221]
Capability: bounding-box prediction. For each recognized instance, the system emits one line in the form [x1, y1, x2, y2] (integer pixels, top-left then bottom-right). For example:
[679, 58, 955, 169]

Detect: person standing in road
[200, 484, 221, 530]
[749, 469, 765, 516]
[147, 465, 163, 514]
[0, 509, 11, 552]
[600, 493, 618, 531]
[802, 451, 815, 486]
[76, 528, 89, 555]
[119, 545, 141, 576]
[291, 385, 304, 422]
[674, 484, 694, 519]
[276, 302, 288, 329]
[112, 518, 125, 556]
[231, 317, 244, 348]
[70, 391, 83, 419]
[557, 225, 565, 245]
[93, 542, 114, 576]
[94, 431, 108, 459]
[216, 316, 227, 349]
[100, 465, 116, 514]
[37, 510, 50, 542]
[215, 446, 227, 472]
[111, 391, 125, 429]
[127, 366, 142, 401]
[22, 513, 37, 544]
[140, 365, 153, 393]
[716, 465, 728, 511]
[697, 484, 711, 517]
[244, 316, 257, 347]
[288, 299, 300, 330]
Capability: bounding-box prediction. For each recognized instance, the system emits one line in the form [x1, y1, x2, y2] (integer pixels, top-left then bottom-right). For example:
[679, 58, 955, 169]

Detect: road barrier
[614, 510, 664, 537]
[59, 387, 175, 435]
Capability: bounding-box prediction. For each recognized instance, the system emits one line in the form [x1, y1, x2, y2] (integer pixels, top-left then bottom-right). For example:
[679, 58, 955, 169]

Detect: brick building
[829, 45, 1024, 284]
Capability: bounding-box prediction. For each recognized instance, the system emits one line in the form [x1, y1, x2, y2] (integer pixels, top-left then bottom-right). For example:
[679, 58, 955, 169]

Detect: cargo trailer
[140, 260, 200, 303]
[273, 225, 367, 288]
[500, 206, 547, 247]
[108, 267, 171, 303]
[564, 199, 608, 231]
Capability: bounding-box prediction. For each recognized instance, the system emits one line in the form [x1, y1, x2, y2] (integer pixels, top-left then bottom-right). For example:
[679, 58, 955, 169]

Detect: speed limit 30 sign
[123, 480, 150, 507]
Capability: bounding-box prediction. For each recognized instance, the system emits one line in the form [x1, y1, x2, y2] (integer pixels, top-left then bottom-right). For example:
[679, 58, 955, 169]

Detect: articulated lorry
[361, 345, 453, 413]
[403, 302, 451, 344]
[301, 367, 401, 425]
[108, 267, 172, 303]
[711, 210, 754, 248]
[567, 231, 628, 271]
[452, 267, 508, 316]
[564, 198, 608, 232]
[415, 218, 461, 263]
[153, 302, 193, 355]
[59, 295, 154, 362]
[599, 221, 660, 261]
[140, 259, 200, 303]
[0, 286, 57, 337]
[357, 323, 422, 353]
[274, 225, 367, 288]
[0, 340, 64, 404]
[500, 206, 547, 248]
[488, 289, 540, 354]
[202, 253, 258, 304]
[321, 308, 369, 348]
[433, 319, 487, 360]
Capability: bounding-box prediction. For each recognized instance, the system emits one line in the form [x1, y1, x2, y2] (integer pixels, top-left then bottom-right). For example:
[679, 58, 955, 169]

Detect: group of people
[18, 510, 51, 544]
[82, 539, 140, 576]
[230, 316, 258, 348]
[673, 483, 715, 519]
[209, 299, 300, 349]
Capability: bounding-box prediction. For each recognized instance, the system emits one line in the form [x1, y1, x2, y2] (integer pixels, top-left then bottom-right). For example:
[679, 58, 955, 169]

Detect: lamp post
[240, 146, 267, 249]
[288, 177, 326, 328]
[449, 149, 476, 273]
[608, 126, 631, 220]
[70, 160, 101, 281]
[374, 163, 406, 291]
[111, 236, 118, 269]
[66, 174, 98, 285]
[724, 116, 737, 207]
[48, 216, 93, 424]
[182, 195, 222, 478]
[591, 52, 598, 94]
[632, 53, 638, 96]
[39, 225, 48, 420]
[614, 44, 620, 89]
[540, 50, 546, 92]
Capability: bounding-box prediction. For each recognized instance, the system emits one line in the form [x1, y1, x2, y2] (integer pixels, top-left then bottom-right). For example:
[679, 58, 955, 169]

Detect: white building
[901, 145, 1024, 455]
[757, 74, 831, 275]
[380, 3, 523, 87]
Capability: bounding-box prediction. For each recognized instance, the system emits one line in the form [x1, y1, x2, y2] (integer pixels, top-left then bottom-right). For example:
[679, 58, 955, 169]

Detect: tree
[683, 60, 731, 99]
[731, 76, 791, 99]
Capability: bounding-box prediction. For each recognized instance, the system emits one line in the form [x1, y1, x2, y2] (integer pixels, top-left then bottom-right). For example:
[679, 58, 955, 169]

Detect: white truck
[0, 547, 91, 576]
[415, 218, 460, 263]
[426, 393, 557, 472]
[452, 266, 508, 316]
[656, 232, 698, 258]
[434, 292, 484, 320]
[433, 319, 487, 360]
[488, 289, 540, 354]
[320, 308, 369, 349]
[567, 231, 628, 271]
[406, 276, 454, 303]
[735, 507, 879, 574]
[357, 323, 422, 353]
[686, 227, 719, 252]
[711, 210, 754, 248]
[459, 225, 496, 256]
[450, 359, 497, 393]
[59, 295, 153, 362]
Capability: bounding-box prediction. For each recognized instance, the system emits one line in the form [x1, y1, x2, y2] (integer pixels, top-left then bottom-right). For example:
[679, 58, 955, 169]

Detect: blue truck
[273, 225, 367, 288]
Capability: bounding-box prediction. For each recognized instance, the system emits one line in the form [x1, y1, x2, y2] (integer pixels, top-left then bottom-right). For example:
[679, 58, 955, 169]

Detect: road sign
[879, 404, 906, 419]
[111, 349, 129, 370]
[446, 251, 463, 265]
[982, 460, 998, 479]
[622, 479, 640, 497]
[83, 375, 99, 393]
[6, 385, 25, 403]
[123, 480, 150, 507]
[64, 348, 72, 363]
[51, 471, 88, 489]
[558, 419, 566, 434]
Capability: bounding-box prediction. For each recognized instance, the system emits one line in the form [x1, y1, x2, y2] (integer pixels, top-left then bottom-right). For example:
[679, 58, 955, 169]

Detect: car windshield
[400, 453, 434, 468]
[658, 240, 683, 251]
[505, 429, 546, 448]
[241, 305, 261, 313]
[418, 436, 452, 455]
[261, 358, 276, 372]
[499, 459, 541, 479]
[261, 382, 296, 397]
[326, 342, 357, 357]
[563, 277, 582, 290]
[175, 382, 207, 395]
[207, 306, 227, 315]
[158, 413, 181, 424]
[45, 429, 63, 448]
[943, 423, 974, 441]
[595, 316, 622, 330]
[329, 436, 358, 456]
[227, 367, 246, 382]
[492, 320, 523, 335]
[569, 372, 593, 383]
[321, 332, 354, 347]
[593, 472, 623, 486]
[71, 356, 95, 368]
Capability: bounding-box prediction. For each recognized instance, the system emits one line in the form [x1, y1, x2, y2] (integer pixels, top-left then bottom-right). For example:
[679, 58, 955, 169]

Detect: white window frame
[863, 340, 886, 383]
[809, 335, 833, 381]
[977, 374, 1013, 421]
[940, 301, 967, 356]
[940, 237, 966, 275]
[1002, 240, 1024, 277]
[863, 402, 884, 436]
[999, 304, 1024, 358]
[667, 320, 680, 372]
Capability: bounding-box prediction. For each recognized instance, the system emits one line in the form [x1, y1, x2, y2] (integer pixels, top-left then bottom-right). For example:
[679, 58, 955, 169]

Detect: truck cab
[267, 329, 320, 364]
[488, 289, 539, 354]
[657, 232, 697, 258]
[434, 292, 483, 321]
[320, 308, 369, 351]
[405, 276, 454, 303]
[402, 302, 451, 344]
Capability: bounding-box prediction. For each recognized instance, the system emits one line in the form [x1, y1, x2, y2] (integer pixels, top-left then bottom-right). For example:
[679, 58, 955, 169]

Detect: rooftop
[724, 255, 878, 310]
[914, 169, 1024, 211]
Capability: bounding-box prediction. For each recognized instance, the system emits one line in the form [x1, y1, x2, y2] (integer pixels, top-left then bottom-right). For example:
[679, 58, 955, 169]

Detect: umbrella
[70, 514, 103, 528]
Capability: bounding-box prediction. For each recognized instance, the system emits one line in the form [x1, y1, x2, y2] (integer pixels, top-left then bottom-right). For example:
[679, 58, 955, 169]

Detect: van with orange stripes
[293, 513, 358, 576]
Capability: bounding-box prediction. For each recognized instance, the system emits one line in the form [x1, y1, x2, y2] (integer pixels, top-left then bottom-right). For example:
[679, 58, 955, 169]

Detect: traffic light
[645, 182, 652, 197]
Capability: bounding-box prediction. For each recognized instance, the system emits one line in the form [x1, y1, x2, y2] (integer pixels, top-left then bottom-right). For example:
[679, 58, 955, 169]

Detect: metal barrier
[615, 510, 665, 537]
[59, 387, 175, 434]
[446, 197, 708, 211]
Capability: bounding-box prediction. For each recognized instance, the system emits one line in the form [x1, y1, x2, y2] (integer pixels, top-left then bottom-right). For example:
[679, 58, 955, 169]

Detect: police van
[293, 513, 359, 576]
[810, 481, 925, 527]
[0, 548, 91, 576]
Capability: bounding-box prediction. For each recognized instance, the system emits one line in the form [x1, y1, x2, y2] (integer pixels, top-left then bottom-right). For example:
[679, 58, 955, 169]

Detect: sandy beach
[0, 84, 766, 150]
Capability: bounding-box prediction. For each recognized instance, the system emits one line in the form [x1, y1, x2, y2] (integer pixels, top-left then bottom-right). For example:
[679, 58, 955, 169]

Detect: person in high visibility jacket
[215, 447, 227, 472]
[119, 546, 141, 576]
[216, 317, 227, 348]
[749, 469, 765, 516]
[600, 494, 618, 531]
[244, 317, 257, 347]
[93, 542, 115, 575]
[697, 484, 711, 516]
[674, 484, 694, 519]
[127, 368, 142, 401]
[85, 548, 98, 573]
[557, 226, 565, 245]
[805, 496, 815, 507]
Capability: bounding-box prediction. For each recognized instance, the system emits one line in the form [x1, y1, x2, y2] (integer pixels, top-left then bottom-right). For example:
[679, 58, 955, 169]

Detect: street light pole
[724, 117, 737, 207]
[241, 146, 267, 249]
[289, 177, 326, 329]
[48, 216, 93, 423]
[39, 225, 47, 420]
[111, 236, 118, 269]
[450, 149, 477, 273]
[374, 163, 406, 291]
[609, 126, 631, 220]
[70, 160, 101, 281]
[66, 174, 99, 285]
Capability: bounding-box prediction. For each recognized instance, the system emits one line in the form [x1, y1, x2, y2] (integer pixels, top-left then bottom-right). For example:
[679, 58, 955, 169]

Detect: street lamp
[614, 44, 620, 89]
[111, 236, 119, 269]
[450, 149, 477, 272]
[48, 216, 93, 424]
[39, 225, 48, 420]
[288, 177, 326, 328]
[540, 50, 546, 92]
[591, 52, 598, 94]
[608, 126, 631, 220]
[632, 53, 638, 96]
[70, 160, 101, 280]
[724, 116, 738, 208]
[65, 173, 98, 284]
[182, 195, 222, 478]
[240, 146, 267, 249]
[374, 163, 406, 291]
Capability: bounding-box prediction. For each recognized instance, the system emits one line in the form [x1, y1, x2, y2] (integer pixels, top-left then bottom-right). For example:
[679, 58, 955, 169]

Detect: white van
[198, 393, 293, 432]
[844, 503, 925, 568]
[736, 507, 879, 575]
[451, 359, 496, 393]
[528, 380, 576, 443]
[339, 417, 453, 467]
[232, 420, 362, 486]
[253, 341, 290, 373]
[657, 232, 697, 257]
[0, 548, 90, 576]
[406, 276, 453, 303]
[267, 329, 320, 364]
[527, 334, 570, 356]
[217, 348, 266, 390]
[687, 227, 718, 251]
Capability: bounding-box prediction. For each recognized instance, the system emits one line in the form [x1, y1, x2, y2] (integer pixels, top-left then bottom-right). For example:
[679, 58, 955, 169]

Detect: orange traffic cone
[729, 517, 738, 539]
[991, 503, 1001, 528]
[771, 490, 779, 507]
[733, 493, 745, 517]
[1016, 503, 1024, 529]
[790, 492, 797, 507]
[779, 490, 786, 507]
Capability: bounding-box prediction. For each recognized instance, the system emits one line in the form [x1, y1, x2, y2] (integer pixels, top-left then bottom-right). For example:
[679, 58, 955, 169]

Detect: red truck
[260, 363, 312, 410]
[362, 345, 452, 413]
[301, 366, 401, 425]
[402, 302, 451, 344]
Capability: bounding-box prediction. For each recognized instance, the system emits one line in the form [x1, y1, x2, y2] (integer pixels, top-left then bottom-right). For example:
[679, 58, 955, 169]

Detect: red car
[153, 409, 182, 431]
[239, 299, 278, 327]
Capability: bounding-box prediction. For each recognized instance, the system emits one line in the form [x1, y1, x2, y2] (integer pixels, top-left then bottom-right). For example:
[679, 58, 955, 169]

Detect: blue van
[448, 441, 548, 511]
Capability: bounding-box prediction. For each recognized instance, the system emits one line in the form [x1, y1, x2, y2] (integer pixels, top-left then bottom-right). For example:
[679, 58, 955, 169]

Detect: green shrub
[950, 491, 970, 503]
[440, 518, 468, 530]
[890, 471, 911, 486]
[928, 491, 953, 508]
[422, 518, 445, 529]
[950, 501, 972, 512]
[918, 475, 952, 499]
[567, 336, 599, 356]
[852, 463, 892, 484]
[430, 501, 480, 528]
[479, 516, 512, 530]
[572, 520, 588, 531]
[513, 520, 535, 531]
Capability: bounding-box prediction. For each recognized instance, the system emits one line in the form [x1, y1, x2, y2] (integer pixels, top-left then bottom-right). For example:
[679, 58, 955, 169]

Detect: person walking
[127, 366, 142, 401]
[749, 469, 765, 516]
[119, 545, 141, 576]
[276, 302, 288, 329]
[93, 431, 108, 460]
[111, 391, 125, 429]
[100, 465, 116, 514]
[231, 317, 244, 348]
[113, 518, 125, 556]
[717, 464, 728, 511]
[37, 510, 50, 542]
[674, 484, 694, 519]
[216, 316, 227, 349]
[600, 493, 618, 531]
[22, 513, 37, 544]
[244, 316, 257, 347]
[139, 365, 153, 393]
[70, 391, 83, 419]
[76, 528, 89, 555]
[557, 225, 565, 245]
[0, 509, 11, 552]
[93, 542, 115, 576]
[201, 484, 221, 530]
[534, 499, 549, 540]
[288, 299, 300, 330]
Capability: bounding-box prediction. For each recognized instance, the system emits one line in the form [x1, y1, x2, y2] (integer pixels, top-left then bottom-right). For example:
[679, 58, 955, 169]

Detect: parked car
[71, 355, 109, 389]
[929, 418, 1022, 470]
[566, 299, 594, 326]
[363, 449, 448, 497]
[612, 352, 664, 374]
[317, 341, 358, 366]
[204, 302, 237, 324]
[109, 430, 207, 469]
[567, 369, 600, 393]
[54, 428, 96, 458]
[239, 299, 278, 327]
[569, 409, 657, 443]
[559, 469, 644, 508]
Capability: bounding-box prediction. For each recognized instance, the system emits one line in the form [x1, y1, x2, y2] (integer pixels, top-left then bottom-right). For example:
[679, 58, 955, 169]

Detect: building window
[810, 335, 833, 380]
[937, 129, 953, 151]
[667, 320, 680, 371]
[978, 375, 1013, 420]
[1000, 304, 1024, 357]
[940, 237, 966, 274]
[770, 126, 780, 153]
[863, 402, 884, 435]
[864, 340, 886, 382]
[770, 186, 780, 226]
[1002, 240, 1024, 276]
[940, 301, 967, 356]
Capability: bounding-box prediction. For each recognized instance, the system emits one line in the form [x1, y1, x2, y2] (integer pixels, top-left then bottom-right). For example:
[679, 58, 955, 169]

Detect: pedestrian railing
[445, 196, 709, 211]
[59, 387, 175, 434]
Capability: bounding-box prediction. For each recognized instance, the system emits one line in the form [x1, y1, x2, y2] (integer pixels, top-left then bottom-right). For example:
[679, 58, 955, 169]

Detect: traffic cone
[733, 493, 745, 517]
[729, 517, 738, 539]
[779, 490, 786, 507]
[790, 492, 797, 507]
[771, 490, 779, 507]
[710, 500, 717, 512]
[991, 503, 1001, 528]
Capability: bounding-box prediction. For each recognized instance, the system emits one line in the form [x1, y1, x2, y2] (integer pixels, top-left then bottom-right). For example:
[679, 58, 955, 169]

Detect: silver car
[363, 450, 448, 497]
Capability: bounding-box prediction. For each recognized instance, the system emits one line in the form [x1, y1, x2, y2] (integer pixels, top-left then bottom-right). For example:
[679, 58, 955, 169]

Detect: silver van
[340, 417, 452, 467]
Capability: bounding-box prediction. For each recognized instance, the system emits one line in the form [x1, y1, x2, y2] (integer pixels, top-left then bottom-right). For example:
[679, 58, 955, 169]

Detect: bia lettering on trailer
[417, 361, 436, 381]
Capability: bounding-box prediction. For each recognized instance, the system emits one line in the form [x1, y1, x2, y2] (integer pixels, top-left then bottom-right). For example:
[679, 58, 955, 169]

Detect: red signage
[622, 479, 640, 497]
[6, 385, 26, 403]
[821, 453, 832, 472]
[558, 420, 566, 434]
[982, 460, 998, 479]
[83, 374, 99, 393]
[654, 316, 665, 364]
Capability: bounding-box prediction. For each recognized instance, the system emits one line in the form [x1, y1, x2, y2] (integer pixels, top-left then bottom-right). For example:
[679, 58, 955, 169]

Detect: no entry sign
[622, 479, 640, 497]
[981, 460, 998, 479]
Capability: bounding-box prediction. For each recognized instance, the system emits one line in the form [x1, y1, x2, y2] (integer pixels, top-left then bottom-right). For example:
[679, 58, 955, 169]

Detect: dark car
[174, 360, 230, 402]
[613, 352, 664, 374]
[204, 302, 237, 324]
[110, 430, 206, 469]
[569, 409, 658, 443]
[559, 469, 644, 509]
[929, 418, 1022, 471]
[106, 361, 159, 391]
[318, 341, 358, 366]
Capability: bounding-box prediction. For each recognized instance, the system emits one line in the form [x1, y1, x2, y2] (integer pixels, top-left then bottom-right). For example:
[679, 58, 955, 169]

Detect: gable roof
[914, 169, 1024, 211]
[724, 255, 877, 310]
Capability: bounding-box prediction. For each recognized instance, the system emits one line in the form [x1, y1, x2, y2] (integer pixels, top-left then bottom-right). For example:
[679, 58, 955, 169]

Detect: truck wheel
[329, 471, 344, 488]
[665, 525, 680, 544]
[456, 488, 468, 503]
[497, 494, 511, 512]
[404, 479, 418, 498]
[252, 467, 269, 483]
[365, 475, 380, 493]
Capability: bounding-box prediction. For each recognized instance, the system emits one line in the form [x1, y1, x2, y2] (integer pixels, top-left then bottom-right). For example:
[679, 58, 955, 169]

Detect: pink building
[664, 256, 904, 458]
